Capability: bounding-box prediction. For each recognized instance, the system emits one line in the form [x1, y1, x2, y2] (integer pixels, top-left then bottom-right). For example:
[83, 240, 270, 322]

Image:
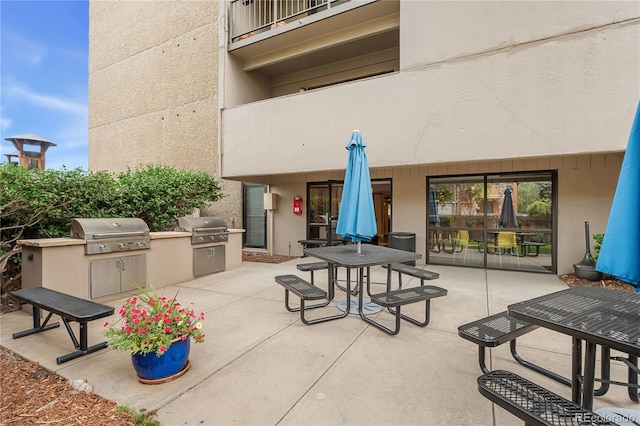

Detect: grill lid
[71, 218, 150, 240]
[177, 217, 228, 233]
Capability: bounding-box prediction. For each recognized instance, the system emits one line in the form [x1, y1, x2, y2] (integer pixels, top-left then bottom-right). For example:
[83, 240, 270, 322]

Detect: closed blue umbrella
[499, 187, 518, 228]
[596, 101, 640, 293]
[336, 130, 377, 253]
[429, 184, 440, 225]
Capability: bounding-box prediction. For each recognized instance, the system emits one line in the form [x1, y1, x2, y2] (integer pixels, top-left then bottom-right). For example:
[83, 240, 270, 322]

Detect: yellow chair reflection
[488, 231, 520, 267]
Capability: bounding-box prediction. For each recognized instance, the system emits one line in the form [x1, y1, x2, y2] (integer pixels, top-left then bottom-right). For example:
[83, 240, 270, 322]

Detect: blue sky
[1, 0, 89, 170]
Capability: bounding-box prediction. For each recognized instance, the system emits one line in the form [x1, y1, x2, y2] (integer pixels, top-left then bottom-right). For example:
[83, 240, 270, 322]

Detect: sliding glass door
[427, 172, 556, 273]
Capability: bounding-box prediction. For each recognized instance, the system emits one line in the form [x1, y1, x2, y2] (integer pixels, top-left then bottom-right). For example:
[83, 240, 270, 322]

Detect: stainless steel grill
[70, 218, 151, 255]
[177, 217, 229, 244]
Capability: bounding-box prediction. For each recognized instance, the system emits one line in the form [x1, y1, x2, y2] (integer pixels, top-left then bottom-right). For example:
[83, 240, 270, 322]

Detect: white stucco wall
[221, 3, 639, 179]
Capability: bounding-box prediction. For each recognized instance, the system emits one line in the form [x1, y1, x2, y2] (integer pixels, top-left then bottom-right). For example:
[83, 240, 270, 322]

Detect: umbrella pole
[357, 241, 361, 254]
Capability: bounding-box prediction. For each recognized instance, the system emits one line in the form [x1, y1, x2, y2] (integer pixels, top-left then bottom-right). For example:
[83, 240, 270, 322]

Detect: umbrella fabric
[596, 101, 640, 291]
[336, 130, 377, 243]
[498, 187, 518, 228]
[429, 184, 440, 224]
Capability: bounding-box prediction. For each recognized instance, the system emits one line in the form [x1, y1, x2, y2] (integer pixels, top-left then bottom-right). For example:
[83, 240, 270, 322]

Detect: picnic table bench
[11, 287, 114, 364]
[382, 263, 440, 287]
[274, 274, 348, 325]
[478, 370, 617, 426]
[458, 311, 571, 386]
[365, 284, 447, 335]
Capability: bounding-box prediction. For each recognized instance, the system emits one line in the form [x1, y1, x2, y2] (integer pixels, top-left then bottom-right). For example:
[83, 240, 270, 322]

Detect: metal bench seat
[478, 370, 616, 426]
[274, 275, 348, 325]
[296, 261, 329, 284]
[383, 263, 439, 288]
[363, 285, 447, 335]
[458, 311, 570, 386]
[11, 287, 114, 364]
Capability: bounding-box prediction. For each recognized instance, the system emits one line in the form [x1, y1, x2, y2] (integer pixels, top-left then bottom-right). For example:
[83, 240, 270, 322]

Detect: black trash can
[388, 232, 416, 265]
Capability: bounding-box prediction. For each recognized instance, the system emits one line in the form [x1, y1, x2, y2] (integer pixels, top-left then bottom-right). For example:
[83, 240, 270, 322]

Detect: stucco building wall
[88, 1, 242, 227]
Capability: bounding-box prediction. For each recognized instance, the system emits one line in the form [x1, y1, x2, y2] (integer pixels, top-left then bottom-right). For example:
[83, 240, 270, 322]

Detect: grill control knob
[118, 242, 126, 248]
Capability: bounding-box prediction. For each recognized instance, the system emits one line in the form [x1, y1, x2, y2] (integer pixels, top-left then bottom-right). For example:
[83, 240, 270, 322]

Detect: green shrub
[593, 233, 604, 261]
[526, 200, 551, 217]
[1, 164, 225, 254]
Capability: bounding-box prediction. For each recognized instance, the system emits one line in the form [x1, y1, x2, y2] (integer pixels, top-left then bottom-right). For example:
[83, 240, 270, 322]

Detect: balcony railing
[229, 0, 347, 41]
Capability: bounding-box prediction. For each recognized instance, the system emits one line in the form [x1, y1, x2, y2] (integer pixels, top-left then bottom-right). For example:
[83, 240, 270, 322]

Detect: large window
[427, 172, 556, 273]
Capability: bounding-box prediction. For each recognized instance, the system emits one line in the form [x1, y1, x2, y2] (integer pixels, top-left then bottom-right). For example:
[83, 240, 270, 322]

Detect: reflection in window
[427, 172, 555, 274]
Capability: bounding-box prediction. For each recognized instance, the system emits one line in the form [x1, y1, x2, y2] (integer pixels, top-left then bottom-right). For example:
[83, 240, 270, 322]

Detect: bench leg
[358, 268, 402, 335]
[509, 340, 571, 387]
[387, 300, 433, 327]
[628, 355, 639, 402]
[359, 303, 402, 335]
[56, 318, 109, 364]
[284, 290, 331, 312]
[386, 279, 433, 327]
[12, 308, 60, 339]
[594, 346, 611, 396]
[477, 347, 490, 374]
[298, 296, 350, 325]
[596, 350, 640, 402]
[286, 270, 351, 325]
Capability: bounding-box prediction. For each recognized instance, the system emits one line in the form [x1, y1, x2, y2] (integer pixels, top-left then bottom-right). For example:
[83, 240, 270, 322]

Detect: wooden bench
[362, 285, 447, 335]
[478, 370, 616, 426]
[458, 311, 570, 386]
[11, 287, 115, 364]
[274, 275, 348, 325]
[383, 263, 439, 288]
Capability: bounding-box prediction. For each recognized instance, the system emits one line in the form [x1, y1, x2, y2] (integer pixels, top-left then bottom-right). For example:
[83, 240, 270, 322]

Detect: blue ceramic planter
[131, 338, 190, 380]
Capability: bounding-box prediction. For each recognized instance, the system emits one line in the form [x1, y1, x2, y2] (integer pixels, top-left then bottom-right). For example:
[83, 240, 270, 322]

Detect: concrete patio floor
[1, 259, 638, 425]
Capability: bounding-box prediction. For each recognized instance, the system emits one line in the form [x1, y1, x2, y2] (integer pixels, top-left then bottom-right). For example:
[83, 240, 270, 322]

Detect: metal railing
[229, 0, 345, 41]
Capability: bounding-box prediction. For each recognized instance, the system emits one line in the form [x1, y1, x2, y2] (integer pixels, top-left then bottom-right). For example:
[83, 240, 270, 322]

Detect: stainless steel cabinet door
[90, 257, 121, 298]
[193, 245, 225, 277]
[89, 254, 147, 298]
[119, 254, 147, 293]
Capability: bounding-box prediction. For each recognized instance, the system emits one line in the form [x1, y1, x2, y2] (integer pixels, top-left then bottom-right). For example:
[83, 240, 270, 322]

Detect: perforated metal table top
[304, 244, 421, 268]
[508, 286, 640, 356]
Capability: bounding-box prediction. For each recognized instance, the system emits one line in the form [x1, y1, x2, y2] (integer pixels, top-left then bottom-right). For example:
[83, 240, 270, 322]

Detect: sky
[1, 0, 89, 171]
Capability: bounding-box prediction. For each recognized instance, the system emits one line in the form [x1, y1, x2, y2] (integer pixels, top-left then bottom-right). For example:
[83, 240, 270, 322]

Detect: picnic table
[508, 286, 640, 409]
[303, 244, 447, 335]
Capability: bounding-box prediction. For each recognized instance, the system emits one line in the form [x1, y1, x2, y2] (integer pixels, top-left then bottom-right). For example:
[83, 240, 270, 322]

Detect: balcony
[229, 0, 357, 42]
[225, 0, 399, 98]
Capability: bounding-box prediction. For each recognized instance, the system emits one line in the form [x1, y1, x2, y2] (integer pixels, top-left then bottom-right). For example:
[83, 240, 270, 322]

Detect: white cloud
[6, 84, 87, 117]
[0, 117, 11, 132]
[7, 33, 48, 66]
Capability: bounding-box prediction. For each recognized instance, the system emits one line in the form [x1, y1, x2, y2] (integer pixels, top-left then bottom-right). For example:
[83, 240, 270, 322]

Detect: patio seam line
[147, 318, 302, 412]
[274, 325, 371, 425]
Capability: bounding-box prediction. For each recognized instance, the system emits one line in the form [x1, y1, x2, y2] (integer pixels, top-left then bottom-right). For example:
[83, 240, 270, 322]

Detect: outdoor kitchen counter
[18, 229, 245, 301]
[18, 238, 86, 248]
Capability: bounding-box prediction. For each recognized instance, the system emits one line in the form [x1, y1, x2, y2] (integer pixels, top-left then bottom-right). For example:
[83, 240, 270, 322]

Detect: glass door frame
[242, 183, 267, 249]
[427, 171, 557, 274]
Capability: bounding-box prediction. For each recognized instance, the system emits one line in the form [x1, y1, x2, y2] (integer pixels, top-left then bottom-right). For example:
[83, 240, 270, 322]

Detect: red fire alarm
[293, 197, 303, 215]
